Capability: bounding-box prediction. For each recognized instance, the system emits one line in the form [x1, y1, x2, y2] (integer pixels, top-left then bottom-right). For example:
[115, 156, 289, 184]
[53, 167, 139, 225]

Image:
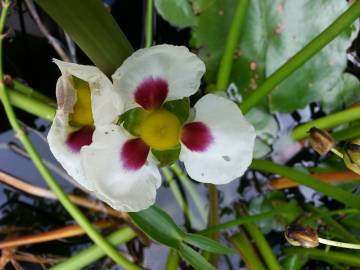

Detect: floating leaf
[188, 0, 356, 112]
[322, 73, 360, 113]
[154, 0, 197, 27]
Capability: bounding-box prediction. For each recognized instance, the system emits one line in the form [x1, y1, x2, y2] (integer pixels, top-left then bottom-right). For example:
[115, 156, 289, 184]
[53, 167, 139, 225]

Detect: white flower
[47, 60, 123, 191]
[48, 44, 256, 212]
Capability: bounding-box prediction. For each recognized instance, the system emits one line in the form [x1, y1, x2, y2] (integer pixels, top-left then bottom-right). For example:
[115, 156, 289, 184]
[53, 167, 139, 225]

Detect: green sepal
[152, 144, 181, 166]
[177, 243, 217, 270]
[162, 98, 190, 123]
[129, 206, 185, 248]
[183, 233, 234, 254]
[118, 107, 146, 136]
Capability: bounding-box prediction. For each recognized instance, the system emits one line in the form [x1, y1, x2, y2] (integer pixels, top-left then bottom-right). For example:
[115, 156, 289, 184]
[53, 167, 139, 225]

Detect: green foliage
[249, 191, 303, 233]
[129, 206, 185, 248]
[36, 0, 133, 75]
[178, 243, 217, 270]
[155, 0, 196, 27]
[183, 233, 234, 254]
[129, 206, 231, 270]
[282, 254, 308, 270]
[157, 0, 357, 113]
[322, 73, 360, 113]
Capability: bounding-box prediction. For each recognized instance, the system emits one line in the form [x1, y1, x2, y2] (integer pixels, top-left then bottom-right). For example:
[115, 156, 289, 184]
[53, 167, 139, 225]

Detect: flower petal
[47, 114, 95, 191]
[81, 125, 162, 212]
[180, 94, 256, 184]
[112, 44, 205, 110]
[54, 59, 123, 125]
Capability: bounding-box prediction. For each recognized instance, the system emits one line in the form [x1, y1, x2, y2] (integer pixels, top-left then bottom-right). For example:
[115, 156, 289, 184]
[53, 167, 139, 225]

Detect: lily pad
[164, 0, 357, 112]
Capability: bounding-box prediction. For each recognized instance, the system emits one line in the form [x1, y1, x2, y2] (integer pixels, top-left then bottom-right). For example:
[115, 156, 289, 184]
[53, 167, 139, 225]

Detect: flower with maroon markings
[47, 60, 123, 192]
[80, 44, 256, 212]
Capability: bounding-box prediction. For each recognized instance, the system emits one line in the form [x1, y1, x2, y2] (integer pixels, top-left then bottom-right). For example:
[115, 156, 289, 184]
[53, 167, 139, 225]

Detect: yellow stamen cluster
[138, 109, 181, 151]
[69, 77, 94, 127]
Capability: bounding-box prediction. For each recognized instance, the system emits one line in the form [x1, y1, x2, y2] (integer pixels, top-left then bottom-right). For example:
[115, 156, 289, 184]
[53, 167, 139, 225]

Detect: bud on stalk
[308, 127, 335, 156]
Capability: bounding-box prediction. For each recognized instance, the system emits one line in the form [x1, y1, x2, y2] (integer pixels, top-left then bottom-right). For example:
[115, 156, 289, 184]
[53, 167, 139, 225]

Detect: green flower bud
[343, 140, 360, 175]
[308, 127, 335, 155]
[285, 225, 319, 248]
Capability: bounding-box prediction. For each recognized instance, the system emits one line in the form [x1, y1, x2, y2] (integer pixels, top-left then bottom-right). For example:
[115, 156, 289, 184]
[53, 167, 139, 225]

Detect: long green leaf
[178, 243, 217, 270]
[35, 0, 133, 75]
[184, 233, 234, 254]
[129, 206, 185, 248]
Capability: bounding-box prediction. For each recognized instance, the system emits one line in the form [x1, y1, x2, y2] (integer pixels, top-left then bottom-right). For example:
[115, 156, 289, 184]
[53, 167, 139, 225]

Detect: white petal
[54, 59, 123, 125]
[112, 44, 205, 110]
[47, 112, 95, 191]
[180, 94, 256, 184]
[81, 125, 162, 212]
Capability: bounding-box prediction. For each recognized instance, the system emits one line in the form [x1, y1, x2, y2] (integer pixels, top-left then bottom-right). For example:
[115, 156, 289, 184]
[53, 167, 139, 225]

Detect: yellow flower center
[138, 109, 181, 151]
[69, 77, 94, 127]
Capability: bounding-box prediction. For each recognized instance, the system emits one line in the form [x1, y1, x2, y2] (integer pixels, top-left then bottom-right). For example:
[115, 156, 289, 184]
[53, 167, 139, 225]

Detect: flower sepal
[162, 97, 190, 123]
[152, 144, 181, 166]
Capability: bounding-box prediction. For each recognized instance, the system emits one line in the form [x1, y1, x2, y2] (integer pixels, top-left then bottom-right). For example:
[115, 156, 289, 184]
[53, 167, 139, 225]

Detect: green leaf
[162, 98, 190, 123]
[282, 254, 308, 270]
[154, 0, 197, 27]
[35, 0, 133, 75]
[177, 243, 217, 270]
[152, 144, 181, 166]
[129, 206, 185, 248]
[183, 233, 234, 254]
[322, 73, 360, 113]
[249, 191, 303, 233]
[188, 0, 356, 112]
[246, 108, 279, 158]
[118, 108, 146, 136]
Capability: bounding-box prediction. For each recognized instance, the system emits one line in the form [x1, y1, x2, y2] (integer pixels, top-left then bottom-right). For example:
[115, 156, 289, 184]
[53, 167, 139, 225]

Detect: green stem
[292, 106, 360, 140]
[50, 227, 137, 270]
[165, 249, 180, 270]
[171, 163, 207, 223]
[236, 206, 281, 270]
[0, 4, 140, 269]
[207, 183, 219, 267]
[35, 0, 133, 76]
[216, 0, 249, 91]
[240, 0, 360, 113]
[250, 159, 360, 209]
[305, 205, 359, 244]
[8, 88, 55, 121]
[242, 220, 281, 270]
[230, 231, 267, 270]
[284, 247, 360, 267]
[162, 167, 199, 226]
[201, 210, 278, 235]
[13, 79, 54, 104]
[145, 0, 153, 48]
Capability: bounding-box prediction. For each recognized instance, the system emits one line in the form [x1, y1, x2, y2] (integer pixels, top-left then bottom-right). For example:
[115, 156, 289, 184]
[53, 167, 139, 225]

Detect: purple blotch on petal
[66, 126, 94, 153]
[120, 138, 150, 170]
[134, 77, 168, 110]
[181, 122, 213, 152]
